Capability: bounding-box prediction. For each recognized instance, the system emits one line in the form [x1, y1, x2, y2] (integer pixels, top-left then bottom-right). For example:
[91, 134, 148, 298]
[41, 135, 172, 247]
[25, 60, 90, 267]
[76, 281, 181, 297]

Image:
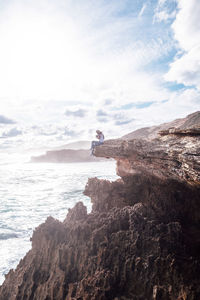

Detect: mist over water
[0, 157, 118, 284]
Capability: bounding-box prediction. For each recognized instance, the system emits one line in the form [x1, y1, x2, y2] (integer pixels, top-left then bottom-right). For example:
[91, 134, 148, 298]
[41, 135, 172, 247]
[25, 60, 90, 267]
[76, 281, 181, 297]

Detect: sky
[0, 0, 200, 151]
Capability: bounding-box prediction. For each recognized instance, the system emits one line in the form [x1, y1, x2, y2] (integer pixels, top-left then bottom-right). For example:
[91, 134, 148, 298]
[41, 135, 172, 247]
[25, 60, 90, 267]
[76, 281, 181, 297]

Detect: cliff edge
[0, 117, 200, 299]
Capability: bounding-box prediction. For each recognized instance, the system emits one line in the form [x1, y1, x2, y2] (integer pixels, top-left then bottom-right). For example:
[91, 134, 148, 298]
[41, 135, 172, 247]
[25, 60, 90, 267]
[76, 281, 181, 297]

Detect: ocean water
[0, 158, 118, 285]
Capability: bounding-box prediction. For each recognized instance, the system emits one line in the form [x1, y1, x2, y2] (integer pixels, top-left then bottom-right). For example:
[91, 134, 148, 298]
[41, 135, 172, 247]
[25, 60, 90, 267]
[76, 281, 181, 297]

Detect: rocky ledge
[94, 130, 200, 182]
[0, 118, 200, 299]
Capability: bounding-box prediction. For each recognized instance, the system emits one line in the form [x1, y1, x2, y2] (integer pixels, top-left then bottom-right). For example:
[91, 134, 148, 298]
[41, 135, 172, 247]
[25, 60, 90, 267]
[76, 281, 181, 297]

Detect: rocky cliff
[0, 116, 200, 299]
[122, 111, 200, 140]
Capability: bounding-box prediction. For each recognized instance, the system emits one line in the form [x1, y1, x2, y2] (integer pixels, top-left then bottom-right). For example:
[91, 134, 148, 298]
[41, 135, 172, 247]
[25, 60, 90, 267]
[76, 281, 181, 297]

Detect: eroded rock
[0, 114, 200, 300]
[94, 134, 200, 183]
[1, 202, 200, 300]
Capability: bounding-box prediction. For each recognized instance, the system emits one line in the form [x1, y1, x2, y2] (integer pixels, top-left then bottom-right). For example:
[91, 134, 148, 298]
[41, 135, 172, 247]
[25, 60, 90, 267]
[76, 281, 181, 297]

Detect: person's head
[96, 130, 101, 134]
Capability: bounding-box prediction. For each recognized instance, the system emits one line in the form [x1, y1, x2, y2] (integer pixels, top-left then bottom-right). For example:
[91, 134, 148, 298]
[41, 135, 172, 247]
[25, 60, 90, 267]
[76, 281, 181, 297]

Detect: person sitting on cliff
[90, 130, 104, 155]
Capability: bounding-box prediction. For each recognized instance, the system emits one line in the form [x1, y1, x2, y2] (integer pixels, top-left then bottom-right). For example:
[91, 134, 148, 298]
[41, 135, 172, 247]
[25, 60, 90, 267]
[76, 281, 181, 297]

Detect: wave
[0, 233, 18, 240]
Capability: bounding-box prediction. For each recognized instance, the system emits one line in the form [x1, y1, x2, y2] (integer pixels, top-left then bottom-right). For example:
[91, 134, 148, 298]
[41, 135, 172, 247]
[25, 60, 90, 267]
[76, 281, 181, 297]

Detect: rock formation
[122, 110, 200, 140]
[0, 113, 200, 300]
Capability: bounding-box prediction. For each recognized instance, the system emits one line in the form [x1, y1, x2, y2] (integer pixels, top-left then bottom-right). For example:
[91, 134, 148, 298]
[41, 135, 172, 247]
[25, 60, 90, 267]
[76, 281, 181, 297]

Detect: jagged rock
[1, 113, 200, 300]
[1, 202, 200, 300]
[84, 174, 200, 227]
[64, 201, 87, 224]
[84, 177, 128, 212]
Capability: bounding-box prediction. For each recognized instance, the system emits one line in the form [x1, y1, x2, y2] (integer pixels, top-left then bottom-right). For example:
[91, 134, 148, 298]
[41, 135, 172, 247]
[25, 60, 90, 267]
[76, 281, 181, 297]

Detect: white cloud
[65, 108, 87, 118]
[0, 0, 173, 111]
[115, 88, 200, 134]
[154, 10, 176, 23]
[0, 115, 16, 124]
[165, 46, 200, 87]
[154, 0, 177, 23]
[172, 0, 200, 51]
[138, 4, 147, 18]
[165, 0, 200, 90]
[0, 0, 199, 151]
[1, 127, 22, 138]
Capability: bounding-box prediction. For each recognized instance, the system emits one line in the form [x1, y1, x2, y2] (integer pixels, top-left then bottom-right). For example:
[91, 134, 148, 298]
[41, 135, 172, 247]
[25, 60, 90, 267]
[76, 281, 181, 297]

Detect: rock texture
[94, 133, 200, 183]
[0, 112, 200, 300]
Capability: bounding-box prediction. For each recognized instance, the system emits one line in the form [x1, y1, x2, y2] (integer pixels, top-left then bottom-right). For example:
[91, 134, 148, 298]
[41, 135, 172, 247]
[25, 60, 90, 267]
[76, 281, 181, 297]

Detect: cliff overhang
[93, 133, 200, 183]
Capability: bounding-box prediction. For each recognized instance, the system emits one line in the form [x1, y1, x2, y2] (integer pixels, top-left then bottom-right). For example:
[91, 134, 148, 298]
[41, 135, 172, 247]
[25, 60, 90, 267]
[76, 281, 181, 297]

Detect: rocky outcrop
[94, 133, 200, 183]
[2, 202, 198, 300]
[159, 127, 200, 136]
[122, 111, 200, 140]
[1, 114, 200, 300]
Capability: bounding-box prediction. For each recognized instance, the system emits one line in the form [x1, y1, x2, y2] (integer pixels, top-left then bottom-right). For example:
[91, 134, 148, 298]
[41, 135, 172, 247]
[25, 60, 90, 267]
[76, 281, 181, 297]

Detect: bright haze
[0, 0, 200, 152]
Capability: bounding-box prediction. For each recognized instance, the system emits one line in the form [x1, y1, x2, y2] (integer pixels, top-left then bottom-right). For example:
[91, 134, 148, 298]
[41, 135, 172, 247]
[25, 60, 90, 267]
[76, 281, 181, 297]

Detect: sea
[0, 154, 118, 285]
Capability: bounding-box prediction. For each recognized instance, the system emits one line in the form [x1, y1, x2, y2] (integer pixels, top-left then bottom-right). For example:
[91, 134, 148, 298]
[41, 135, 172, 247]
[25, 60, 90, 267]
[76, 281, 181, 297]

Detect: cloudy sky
[0, 0, 200, 151]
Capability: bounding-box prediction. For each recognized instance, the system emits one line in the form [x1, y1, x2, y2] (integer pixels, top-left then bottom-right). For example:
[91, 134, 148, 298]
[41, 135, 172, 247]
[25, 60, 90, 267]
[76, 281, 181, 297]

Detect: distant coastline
[31, 148, 107, 163]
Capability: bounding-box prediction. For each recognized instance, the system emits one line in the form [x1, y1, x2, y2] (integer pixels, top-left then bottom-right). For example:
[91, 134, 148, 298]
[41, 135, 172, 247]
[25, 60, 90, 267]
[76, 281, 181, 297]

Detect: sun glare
[0, 9, 87, 99]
